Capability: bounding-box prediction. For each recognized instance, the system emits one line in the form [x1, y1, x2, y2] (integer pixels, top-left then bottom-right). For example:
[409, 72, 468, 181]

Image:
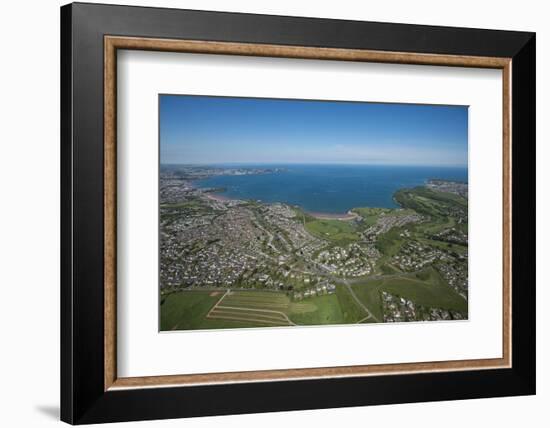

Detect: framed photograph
[61, 2, 535, 424]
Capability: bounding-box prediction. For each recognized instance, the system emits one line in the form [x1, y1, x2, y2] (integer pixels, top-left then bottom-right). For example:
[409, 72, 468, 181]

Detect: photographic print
[159, 95, 469, 331]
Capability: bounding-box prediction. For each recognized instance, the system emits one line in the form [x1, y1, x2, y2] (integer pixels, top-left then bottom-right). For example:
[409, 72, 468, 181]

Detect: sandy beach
[307, 210, 359, 221]
[204, 192, 232, 202]
[205, 191, 358, 221]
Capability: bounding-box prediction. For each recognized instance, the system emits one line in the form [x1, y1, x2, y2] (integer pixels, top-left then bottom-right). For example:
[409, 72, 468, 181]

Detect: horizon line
[160, 162, 468, 168]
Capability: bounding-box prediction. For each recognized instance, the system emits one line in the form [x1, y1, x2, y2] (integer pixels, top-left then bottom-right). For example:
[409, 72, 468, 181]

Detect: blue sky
[160, 95, 468, 166]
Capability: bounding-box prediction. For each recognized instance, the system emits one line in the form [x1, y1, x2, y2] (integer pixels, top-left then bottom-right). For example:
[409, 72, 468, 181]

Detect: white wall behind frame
[1, 1, 545, 427]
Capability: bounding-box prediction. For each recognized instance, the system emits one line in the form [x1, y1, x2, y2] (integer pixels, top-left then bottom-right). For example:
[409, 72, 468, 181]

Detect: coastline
[203, 189, 359, 220]
[185, 165, 467, 218]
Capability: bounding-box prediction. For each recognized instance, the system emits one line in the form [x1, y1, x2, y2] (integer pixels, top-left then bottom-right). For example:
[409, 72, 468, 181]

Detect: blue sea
[196, 164, 467, 214]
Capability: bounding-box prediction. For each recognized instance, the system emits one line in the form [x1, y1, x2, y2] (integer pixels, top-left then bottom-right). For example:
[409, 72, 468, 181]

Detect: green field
[160, 198, 214, 225]
[351, 207, 388, 226]
[161, 201, 200, 210]
[335, 285, 369, 322]
[289, 294, 346, 325]
[304, 219, 360, 244]
[375, 227, 405, 258]
[351, 267, 467, 321]
[160, 291, 220, 331]
[160, 287, 370, 331]
[161, 290, 289, 330]
[394, 187, 467, 218]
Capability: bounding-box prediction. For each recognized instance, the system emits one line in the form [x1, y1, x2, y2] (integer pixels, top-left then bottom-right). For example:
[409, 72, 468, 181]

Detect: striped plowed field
[206, 291, 295, 326]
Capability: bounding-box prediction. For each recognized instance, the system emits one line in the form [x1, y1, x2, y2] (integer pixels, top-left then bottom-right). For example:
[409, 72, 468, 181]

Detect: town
[160, 165, 469, 329]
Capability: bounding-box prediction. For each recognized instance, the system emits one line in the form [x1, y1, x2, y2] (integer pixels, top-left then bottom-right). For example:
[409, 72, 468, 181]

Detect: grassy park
[304, 218, 360, 244]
